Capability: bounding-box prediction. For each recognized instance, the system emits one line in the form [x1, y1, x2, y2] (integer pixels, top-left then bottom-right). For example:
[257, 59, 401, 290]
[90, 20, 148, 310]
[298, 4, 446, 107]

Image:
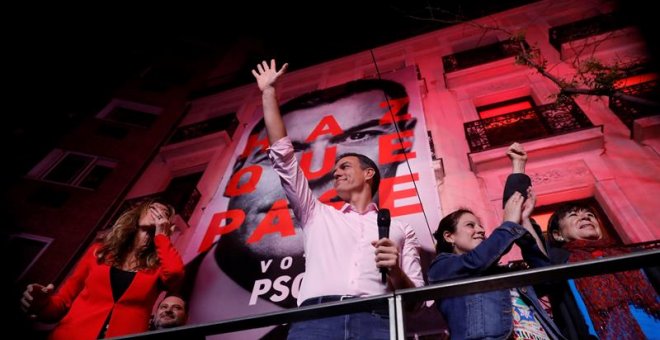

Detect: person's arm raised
[251, 59, 289, 144]
[520, 187, 548, 258]
[507, 142, 527, 174]
[503, 142, 530, 207]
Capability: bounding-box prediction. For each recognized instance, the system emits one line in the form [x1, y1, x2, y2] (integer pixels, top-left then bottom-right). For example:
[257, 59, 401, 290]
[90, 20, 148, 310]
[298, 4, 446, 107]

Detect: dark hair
[547, 203, 597, 246]
[336, 153, 381, 198]
[96, 199, 175, 270]
[150, 293, 188, 330]
[433, 209, 474, 254]
[161, 293, 188, 312]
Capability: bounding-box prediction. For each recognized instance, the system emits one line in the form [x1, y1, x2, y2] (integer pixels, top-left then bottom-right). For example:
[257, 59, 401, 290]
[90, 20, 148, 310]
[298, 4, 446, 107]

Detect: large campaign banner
[183, 66, 441, 338]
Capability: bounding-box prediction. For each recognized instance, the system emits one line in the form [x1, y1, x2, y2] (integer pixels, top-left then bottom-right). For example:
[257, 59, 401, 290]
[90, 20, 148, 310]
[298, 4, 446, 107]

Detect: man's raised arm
[251, 59, 289, 144]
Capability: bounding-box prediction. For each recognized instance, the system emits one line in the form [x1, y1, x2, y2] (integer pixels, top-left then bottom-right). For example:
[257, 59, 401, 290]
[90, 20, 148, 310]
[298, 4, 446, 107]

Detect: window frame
[27, 149, 117, 189]
[95, 99, 162, 128]
[476, 96, 536, 119]
[10, 233, 53, 282]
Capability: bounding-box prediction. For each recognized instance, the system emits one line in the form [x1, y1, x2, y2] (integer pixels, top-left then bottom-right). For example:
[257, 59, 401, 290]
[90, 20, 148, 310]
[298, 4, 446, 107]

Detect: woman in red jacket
[21, 199, 185, 340]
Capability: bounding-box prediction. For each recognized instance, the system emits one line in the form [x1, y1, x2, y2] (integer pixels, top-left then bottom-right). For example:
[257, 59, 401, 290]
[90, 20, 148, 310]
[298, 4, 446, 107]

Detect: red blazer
[39, 235, 184, 340]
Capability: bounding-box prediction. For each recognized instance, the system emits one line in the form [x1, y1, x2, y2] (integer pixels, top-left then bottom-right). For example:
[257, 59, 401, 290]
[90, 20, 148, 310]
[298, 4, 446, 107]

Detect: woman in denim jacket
[428, 144, 565, 340]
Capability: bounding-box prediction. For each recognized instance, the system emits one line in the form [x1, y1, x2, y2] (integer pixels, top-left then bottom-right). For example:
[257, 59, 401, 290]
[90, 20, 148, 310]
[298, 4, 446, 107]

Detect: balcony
[442, 40, 528, 73]
[548, 13, 643, 62]
[549, 13, 630, 51]
[464, 99, 594, 153]
[442, 40, 530, 88]
[609, 80, 660, 134]
[113, 248, 659, 340]
[465, 99, 604, 173]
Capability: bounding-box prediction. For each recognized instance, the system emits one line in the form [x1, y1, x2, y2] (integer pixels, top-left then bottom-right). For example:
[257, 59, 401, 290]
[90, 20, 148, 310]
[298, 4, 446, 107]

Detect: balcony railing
[111, 248, 659, 340]
[464, 99, 594, 152]
[442, 40, 528, 73]
[609, 80, 659, 130]
[549, 13, 630, 51]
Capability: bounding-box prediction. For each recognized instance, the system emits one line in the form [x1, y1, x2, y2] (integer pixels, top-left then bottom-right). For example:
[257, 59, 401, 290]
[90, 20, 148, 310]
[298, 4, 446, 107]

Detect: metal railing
[464, 99, 595, 152]
[609, 80, 659, 131]
[111, 248, 660, 340]
[442, 40, 529, 73]
[549, 12, 630, 51]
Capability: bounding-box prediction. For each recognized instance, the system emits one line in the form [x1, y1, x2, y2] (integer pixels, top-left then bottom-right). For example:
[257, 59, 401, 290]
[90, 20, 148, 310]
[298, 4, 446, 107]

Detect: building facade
[10, 0, 658, 338]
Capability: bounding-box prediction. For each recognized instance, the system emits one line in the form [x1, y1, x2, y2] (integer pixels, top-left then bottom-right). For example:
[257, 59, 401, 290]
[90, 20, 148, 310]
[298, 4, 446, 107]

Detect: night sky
[5, 0, 535, 183]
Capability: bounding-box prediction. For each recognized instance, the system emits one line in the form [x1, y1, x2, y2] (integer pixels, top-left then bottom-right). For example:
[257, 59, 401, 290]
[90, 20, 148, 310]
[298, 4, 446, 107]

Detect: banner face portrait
[184, 67, 441, 337]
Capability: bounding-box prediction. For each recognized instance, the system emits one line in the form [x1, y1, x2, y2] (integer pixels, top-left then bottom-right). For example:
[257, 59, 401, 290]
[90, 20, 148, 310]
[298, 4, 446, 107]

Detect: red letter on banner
[379, 130, 416, 165]
[247, 199, 296, 244]
[300, 146, 337, 180]
[305, 115, 343, 142]
[240, 134, 269, 159]
[379, 97, 411, 124]
[379, 173, 421, 217]
[198, 209, 246, 253]
[225, 165, 262, 196]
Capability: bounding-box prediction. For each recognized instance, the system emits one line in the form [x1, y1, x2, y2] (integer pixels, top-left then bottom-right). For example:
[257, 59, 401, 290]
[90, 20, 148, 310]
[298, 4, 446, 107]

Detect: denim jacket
[428, 222, 565, 340]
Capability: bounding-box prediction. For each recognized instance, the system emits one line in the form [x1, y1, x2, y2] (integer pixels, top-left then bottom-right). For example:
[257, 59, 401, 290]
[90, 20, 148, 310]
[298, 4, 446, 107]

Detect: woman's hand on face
[150, 206, 173, 236]
[503, 191, 524, 224]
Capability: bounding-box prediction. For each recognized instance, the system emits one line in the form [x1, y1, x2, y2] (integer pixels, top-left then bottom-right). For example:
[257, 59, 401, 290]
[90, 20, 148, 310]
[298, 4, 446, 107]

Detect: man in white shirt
[253, 59, 424, 339]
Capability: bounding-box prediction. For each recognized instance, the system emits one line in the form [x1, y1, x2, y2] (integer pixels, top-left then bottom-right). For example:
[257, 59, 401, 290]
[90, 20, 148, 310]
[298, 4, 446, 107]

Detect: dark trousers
[287, 296, 390, 340]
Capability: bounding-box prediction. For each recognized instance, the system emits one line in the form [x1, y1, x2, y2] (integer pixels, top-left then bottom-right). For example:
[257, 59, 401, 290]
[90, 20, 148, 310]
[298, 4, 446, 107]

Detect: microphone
[377, 209, 391, 284]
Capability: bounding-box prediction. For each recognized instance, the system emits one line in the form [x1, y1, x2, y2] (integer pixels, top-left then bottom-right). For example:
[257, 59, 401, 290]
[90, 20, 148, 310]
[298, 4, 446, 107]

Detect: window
[28, 149, 116, 189]
[427, 130, 439, 161]
[96, 99, 162, 128]
[442, 40, 529, 73]
[465, 97, 593, 152]
[470, 96, 547, 149]
[609, 71, 659, 129]
[161, 172, 203, 222]
[476, 96, 535, 119]
[549, 13, 630, 51]
[167, 113, 239, 144]
[103, 106, 158, 128]
[10, 233, 52, 282]
[614, 72, 657, 89]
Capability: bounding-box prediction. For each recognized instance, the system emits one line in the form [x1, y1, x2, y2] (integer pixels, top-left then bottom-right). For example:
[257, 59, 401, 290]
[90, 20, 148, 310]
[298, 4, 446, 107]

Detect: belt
[301, 295, 389, 317]
[301, 295, 356, 305]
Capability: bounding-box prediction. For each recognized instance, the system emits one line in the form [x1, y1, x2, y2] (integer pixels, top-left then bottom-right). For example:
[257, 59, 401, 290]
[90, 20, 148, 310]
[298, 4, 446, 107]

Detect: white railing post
[395, 295, 405, 339]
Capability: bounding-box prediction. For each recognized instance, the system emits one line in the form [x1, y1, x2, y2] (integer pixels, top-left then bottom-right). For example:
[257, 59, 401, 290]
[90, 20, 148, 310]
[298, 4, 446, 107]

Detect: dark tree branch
[405, 7, 660, 108]
[516, 41, 660, 107]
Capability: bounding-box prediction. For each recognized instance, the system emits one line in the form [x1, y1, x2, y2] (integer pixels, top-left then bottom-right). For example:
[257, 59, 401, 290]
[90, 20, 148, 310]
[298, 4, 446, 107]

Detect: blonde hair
[95, 199, 175, 270]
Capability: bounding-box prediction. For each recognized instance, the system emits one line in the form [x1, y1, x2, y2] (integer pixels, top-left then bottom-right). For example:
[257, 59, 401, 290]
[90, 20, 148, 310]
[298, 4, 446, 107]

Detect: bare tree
[394, 3, 660, 108]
